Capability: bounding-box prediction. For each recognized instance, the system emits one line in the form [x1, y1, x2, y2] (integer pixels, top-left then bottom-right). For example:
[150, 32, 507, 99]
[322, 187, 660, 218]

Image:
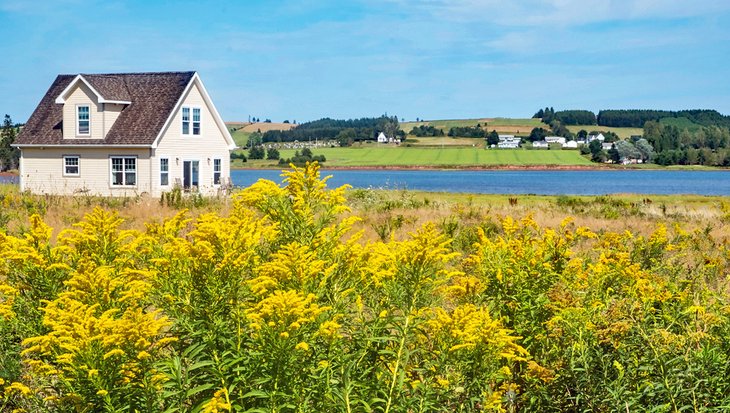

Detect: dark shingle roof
[15, 72, 196, 146]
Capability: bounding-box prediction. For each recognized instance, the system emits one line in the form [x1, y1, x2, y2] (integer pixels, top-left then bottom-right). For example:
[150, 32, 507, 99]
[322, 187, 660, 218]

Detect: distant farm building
[497, 135, 521, 149]
[587, 133, 605, 142]
[545, 136, 566, 145]
[377, 132, 400, 144]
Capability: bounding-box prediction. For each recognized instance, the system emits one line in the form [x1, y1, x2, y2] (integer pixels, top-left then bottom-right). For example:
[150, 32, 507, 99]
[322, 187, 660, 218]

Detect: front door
[182, 160, 199, 190]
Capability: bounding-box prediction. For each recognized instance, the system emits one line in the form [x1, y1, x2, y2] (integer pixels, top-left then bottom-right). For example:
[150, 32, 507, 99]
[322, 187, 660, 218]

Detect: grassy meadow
[275, 147, 593, 167]
[401, 117, 643, 139]
[226, 117, 647, 169]
[402, 117, 544, 135]
[3, 164, 730, 411]
[227, 121, 296, 148]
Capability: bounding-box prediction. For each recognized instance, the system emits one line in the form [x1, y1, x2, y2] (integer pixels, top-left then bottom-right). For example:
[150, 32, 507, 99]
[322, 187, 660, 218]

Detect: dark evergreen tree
[266, 148, 280, 160]
[0, 114, 19, 171]
[248, 146, 265, 159]
[486, 130, 500, 147]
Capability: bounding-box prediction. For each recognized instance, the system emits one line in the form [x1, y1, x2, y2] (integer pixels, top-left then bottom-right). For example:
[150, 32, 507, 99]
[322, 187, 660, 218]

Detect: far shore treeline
[261, 115, 403, 146]
[533, 108, 730, 128]
[530, 107, 730, 166]
[246, 107, 730, 167]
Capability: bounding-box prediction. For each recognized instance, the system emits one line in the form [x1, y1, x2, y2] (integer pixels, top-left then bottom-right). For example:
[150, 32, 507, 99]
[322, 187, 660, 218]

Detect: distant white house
[602, 142, 615, 151]
[587, 133, 605, 142]
[497, 135, 521, 149]
[545, 136, 566, 145]
[377, 131, 401, 144]
[563, 140, 578, 149]
[532, 140, 548, 149]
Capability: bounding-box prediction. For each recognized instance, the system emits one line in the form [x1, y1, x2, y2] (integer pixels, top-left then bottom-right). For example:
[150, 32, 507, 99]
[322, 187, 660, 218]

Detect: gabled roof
[15, 71, 233, 148]
[55, 74, 132, 105]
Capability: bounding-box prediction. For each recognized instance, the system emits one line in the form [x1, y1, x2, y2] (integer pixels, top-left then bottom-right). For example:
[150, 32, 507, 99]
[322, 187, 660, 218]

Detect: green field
[486, 117, 545, 126]
[231, 129, 251, 147]
[401, 117, 543, 133]
[276, 147, 592, 167]
[402, 118, 641, 139]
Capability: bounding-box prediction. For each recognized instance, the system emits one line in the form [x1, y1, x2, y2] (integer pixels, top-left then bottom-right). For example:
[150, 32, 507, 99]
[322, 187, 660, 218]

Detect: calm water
[231, 169, 730, 196]
[3, 170, 729, 195]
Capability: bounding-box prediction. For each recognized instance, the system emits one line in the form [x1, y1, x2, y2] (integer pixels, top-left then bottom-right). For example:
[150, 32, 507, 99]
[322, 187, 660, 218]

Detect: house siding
[20, 147, 152, 196]
[62, 83, 104, 140]
[153, 80, 231, 197]
[102, 103, 125, 137]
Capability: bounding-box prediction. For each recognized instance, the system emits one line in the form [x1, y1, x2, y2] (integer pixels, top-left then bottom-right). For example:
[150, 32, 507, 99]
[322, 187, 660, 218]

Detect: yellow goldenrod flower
[5, 382, 31, 396]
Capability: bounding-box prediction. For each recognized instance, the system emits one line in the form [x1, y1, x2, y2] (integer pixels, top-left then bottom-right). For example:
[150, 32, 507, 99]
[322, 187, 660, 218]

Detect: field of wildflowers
[1, 163, 730, 412]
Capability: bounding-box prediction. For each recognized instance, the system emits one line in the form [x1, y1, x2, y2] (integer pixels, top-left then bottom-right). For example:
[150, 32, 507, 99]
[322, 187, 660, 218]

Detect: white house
[13, 72, 236, 196]
[587, 133, 605, 142]
[545, 136, 566, 145]
[497, 135, 521, 149]
[376, 131, 400, 144]
[563, 140, 578, 149]
[532, 140, 548, 149]
[602, 142, 615, 151]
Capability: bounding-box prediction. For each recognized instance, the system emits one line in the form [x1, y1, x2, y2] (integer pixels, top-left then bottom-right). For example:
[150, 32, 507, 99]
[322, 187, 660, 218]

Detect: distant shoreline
[234, 164, 606, 171]
[232, 164, 728, 172]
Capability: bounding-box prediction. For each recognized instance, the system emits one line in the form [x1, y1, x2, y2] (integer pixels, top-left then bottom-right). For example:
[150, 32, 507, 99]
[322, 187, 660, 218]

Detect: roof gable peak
[54, 74, 132, 105]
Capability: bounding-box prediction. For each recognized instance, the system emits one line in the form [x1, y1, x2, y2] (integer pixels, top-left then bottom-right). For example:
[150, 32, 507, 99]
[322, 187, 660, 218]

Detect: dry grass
[346, 190, 730, 242]
[0, 186, 233, 240]
[241, 122, 296, 133]
[2, 184, 727, 244]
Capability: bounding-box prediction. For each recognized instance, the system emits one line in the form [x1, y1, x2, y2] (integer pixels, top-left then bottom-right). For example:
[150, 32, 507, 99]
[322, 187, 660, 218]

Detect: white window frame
[63, 155, 80, 177]
[192, 107, 201, 135]
[181, 106, 201, 136]
[213, 158, 222, 185]
[76, 105, 90, 136]
[160, 157, 170, 187]
[109, 156, 137, 187]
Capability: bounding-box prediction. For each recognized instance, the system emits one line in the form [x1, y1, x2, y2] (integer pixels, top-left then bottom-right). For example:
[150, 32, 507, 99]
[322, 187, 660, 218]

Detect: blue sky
[1, 0, 729, 123]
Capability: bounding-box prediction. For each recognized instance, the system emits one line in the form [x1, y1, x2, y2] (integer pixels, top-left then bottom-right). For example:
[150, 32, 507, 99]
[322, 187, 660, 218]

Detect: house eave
[12, 143, 152, 149]
[54, 74, 131, 105]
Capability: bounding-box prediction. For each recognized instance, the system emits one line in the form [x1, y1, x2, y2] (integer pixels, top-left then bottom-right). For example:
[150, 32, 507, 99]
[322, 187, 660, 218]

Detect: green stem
[383, 313, 411, 413]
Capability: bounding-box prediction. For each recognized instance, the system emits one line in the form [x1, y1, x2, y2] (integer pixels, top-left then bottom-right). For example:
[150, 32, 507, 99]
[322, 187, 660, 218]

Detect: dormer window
[182, 107, 201, 136]
[77, 105, 90, 135]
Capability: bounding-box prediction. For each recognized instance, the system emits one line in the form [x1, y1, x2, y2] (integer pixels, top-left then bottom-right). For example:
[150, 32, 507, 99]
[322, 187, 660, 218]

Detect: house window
[110, 156, 136, 186]
[182, 107, 201, 136]
[77, 105, 90, 135]
[193, 108, 201, 135]
[63, 155, 79, 176]
[182, 107, 190, 135]
[160, 158, 169, 186]
[213, 158, 221, 185]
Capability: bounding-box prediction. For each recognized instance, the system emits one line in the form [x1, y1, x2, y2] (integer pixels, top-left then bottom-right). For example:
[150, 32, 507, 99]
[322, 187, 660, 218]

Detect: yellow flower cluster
[201, 388, 231, 413]
[246, 289, 329, 333]
[426, 304, 527, 359]
[0, 283, 16, 320]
